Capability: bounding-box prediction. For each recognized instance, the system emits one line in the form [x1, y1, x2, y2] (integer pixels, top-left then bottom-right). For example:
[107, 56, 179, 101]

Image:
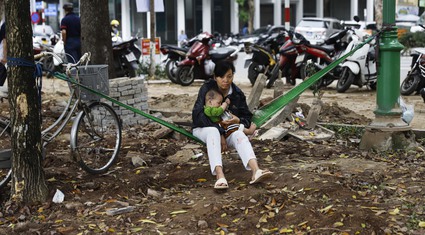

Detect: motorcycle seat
[309, 44, 334, 55]
[162, 45, 188, 52]
[209, 47, 237, 60]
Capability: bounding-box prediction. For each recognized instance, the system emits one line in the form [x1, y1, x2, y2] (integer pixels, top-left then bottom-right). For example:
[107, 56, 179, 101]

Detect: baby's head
[205, 88, 223, 107]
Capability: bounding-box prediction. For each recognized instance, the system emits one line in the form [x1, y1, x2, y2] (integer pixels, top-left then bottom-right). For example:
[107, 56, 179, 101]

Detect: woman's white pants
[193, 127, 256, 175]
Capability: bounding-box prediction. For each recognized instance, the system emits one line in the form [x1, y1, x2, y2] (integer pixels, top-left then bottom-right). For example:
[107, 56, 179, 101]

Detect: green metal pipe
[375, 0, 404, 116]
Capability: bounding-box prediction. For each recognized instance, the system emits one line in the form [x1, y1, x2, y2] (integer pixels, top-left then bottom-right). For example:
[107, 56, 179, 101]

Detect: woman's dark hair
[214, 60, 235, 78]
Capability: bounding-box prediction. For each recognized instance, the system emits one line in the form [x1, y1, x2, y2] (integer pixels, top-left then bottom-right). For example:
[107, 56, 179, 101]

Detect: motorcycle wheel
[282, 64, 296, 85]
[400, 74, 420, 96]
[336, 67, 355, 93]
[248, 62, 260, 86]
[266, 65, 280, 89]
[301, 61, 323, 90]
[369, 82, 377, 90]
[165, 60, 179, 84]
[121, 60, 138, 78]
[177, 65, 195, 86]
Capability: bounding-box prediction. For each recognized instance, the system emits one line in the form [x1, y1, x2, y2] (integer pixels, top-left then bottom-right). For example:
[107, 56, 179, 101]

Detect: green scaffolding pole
[54, 35, 375, 145]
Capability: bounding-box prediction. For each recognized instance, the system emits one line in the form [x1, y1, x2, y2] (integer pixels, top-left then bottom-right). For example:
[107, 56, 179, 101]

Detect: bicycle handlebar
[34, 52, 91, 72]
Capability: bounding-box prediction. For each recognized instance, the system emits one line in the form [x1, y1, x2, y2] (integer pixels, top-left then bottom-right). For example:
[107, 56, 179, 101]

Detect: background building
[31, 0, 425, 45]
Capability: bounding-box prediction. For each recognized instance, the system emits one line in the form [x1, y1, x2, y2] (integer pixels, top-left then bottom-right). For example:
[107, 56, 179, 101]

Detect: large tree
[80, 0, 114, 79]
[237, 0, 255, 34]
[6, 0, 48, 203]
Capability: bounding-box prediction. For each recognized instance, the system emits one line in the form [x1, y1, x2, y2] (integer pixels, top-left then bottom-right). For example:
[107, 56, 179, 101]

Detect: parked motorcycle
[33, 43, 56, 76]
[176, 32, 240, 86]
[400, 24, 425, 96]
[279, 28, 348, 88]
[336, 19, 377, 93]
[244, 31, 287, 88]
[160, 35, 200, 83]
[160, 45, 189, 83]
[112, 37, 142, 78]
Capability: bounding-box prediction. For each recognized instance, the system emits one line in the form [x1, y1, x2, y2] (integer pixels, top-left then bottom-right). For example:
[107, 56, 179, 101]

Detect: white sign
[35, 1, 43, 10]
[45, 8, 57, 17]
[136, 0, 164, 12]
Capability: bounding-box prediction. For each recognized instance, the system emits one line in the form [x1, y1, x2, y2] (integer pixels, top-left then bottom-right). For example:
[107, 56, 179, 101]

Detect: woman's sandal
[214, 178, 229, 189]
[249, 169, 273, 184]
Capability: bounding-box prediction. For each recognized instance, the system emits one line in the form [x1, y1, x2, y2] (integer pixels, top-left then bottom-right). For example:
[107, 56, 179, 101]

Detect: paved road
[232, 52, 412, 86]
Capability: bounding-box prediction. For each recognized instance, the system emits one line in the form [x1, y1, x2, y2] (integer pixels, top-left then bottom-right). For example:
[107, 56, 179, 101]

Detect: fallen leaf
[138, 219, 157, 224]
[333, 222, 344, 227]
[261, 227, 278, 232]
[319, 205, 333, 214]
[389, 208, 400, 215]
[216, 222, 229, 228]
[298, 221, 308, 226]
[418, 221, 425, 227]
[196, 178, 207, 182]
[270, 197, 276, 206]
[259, 214, 268, 223]
[170, 210, 188, 215]
[131, 228, 144, 232]
[292, 173, 300, 178]
[285, 212, 295, 217]
[232, 218, 240, 223]
[47, 177, 56, 182]
[279, 228, 293, 233]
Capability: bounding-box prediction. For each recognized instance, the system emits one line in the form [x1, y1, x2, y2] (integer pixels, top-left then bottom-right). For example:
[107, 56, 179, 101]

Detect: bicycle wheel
[0, 120, 12, 189]
[70, 102, 122, 174]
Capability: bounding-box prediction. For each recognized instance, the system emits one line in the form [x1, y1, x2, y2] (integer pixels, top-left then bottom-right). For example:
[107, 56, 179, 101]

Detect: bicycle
[0, 52, 122, 189]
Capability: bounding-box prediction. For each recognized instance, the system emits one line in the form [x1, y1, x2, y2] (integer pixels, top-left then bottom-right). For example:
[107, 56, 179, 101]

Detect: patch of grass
[321, 124, 365, 139]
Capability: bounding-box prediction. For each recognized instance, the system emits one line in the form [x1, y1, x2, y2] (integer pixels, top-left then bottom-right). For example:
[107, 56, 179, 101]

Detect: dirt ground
[1, 78, 425, 234]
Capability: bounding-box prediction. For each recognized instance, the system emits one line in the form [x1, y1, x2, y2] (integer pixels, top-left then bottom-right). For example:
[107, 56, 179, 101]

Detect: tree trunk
[248, 0, 254, 34]
[6, 0, 48, 203]
[80, 0, 115, 79]
[374, 0, 383, 29]
[0, 2, 4, 19]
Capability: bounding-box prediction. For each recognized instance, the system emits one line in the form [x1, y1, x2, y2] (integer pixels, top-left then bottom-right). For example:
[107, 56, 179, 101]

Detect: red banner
[141, 38, 161, 55]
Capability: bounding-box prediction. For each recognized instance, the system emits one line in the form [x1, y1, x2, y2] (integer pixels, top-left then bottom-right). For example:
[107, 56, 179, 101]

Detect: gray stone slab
[247, 73, 267, 112]
[258, 126, 289, 140]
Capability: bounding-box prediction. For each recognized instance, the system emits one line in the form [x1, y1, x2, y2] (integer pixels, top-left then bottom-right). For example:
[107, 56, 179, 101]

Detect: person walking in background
[0, 20, 7, 96]
[241, 23, 248, 36]
[178, 30, 187, 47]
[61, 2, 81, 63]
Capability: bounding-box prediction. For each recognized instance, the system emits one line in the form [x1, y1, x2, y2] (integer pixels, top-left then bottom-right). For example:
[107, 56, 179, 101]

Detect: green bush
[138, 60, 166, 79]
[399, 31, 425, 49]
